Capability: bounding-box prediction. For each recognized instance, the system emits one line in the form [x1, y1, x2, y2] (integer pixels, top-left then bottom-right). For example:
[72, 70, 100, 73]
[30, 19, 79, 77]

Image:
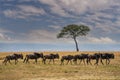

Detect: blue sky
[0, 0, 120, 52]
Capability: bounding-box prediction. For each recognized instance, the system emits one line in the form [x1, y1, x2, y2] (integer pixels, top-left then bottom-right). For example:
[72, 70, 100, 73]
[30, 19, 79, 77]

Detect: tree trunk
[73, 37, 79, 52]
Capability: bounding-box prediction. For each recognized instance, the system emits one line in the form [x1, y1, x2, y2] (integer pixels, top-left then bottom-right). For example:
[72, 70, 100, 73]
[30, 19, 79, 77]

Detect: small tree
[57, 24, 90, 52]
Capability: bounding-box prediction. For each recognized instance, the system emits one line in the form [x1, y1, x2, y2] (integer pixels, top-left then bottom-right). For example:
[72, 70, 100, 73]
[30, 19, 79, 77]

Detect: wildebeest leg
[3, 59, 7, 65]
[4, 60, 7, 65]
[44, 59, 46, 64]
[66, 60, 69, 65]
[89, 59, 92, 65]
[53, 59, 55, 64]
[35, 59, 37, 64]
[75, 59, 78, 65]
[94, 59, 99, 65]
[107, 59, 110, 65]
[86, 58, 88, 65]
[83, 59, 85, 65]
[79, 59, 82, 64]
[2, 58, 6, 64]
[8, 60, 12, 64]
[15, 59, 17, 65]
[60, 59, 64, 65]
[86, 58, 92, 65]
[26, 58, 29, 64]
[42, 58, 46, 64]
[100, 59, 104, 65]
[23, 57, 26, 63]
[70, 60, 72, 65]
[86, 58, 89, 65]
[105, 59, 108, 65]
[49, 59, 51, 64]
[73, 59, 77, 65]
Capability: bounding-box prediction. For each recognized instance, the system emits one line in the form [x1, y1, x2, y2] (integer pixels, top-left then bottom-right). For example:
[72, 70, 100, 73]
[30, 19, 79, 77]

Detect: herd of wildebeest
[1, 52, 114, 65]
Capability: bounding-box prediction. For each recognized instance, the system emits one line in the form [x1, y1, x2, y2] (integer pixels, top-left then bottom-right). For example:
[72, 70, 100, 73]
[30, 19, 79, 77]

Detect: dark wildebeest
[100, 53, 114, 65]
[60, 55, 74, 65]
[23, 52, 43, 64]
[42, 53, 59, 64]
[87, 53, 101, 65]
[73, 54, 89, 65]
[3, 53, 23, 65]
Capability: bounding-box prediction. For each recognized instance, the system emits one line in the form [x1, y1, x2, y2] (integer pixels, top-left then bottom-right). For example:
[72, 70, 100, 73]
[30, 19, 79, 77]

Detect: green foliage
[57, 24, 90, 51]
[57, 24, 90, 39]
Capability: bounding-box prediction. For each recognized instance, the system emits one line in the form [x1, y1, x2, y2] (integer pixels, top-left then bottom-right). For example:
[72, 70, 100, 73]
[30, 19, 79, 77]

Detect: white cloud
[1, 0, 120, 44]
[92, 17, 120, 34]
[20, 29, 74, 44]
[0, 27, 118, 44]
[38, 0, 115, 16]
[18, 5, 46, 15]
[0, 33, 11, 41]
[3, 0, 119, 19]
[25, 29, 58, 43]
[38, 0, 71, 17]
[0, 28, 12, 42]
[3, 9, 24, 19]
[3, 0, 14, 1]
[49, 25, 61, 30]
[0, 28, 12, 33]
[87, 37, 116, 44]
[74, 7, 120, 36]
[3, 5, 46, 19]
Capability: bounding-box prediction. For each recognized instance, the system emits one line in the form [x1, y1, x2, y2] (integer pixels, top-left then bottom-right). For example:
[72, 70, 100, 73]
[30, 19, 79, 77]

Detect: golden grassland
[0, 51, 120, 80]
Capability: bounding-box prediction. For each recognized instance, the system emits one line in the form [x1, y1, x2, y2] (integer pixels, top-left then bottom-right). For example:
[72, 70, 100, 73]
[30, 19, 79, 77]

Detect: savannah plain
[0, 51, 120, 80]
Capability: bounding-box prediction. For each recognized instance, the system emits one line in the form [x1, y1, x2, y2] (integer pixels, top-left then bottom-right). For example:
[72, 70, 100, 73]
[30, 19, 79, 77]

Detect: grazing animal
[23, 52, 43, 64]
[87, 53, 101, 65]
[73, 54, 89, 65]
[43, 53, 59, 64]
[3, 53, 23, 65]
[60, 55, 74, 65]
[100, 53, 114, 65]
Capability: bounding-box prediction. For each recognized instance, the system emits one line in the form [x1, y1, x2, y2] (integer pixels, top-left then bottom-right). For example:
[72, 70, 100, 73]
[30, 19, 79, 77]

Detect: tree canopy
[57, 24, 90, 51]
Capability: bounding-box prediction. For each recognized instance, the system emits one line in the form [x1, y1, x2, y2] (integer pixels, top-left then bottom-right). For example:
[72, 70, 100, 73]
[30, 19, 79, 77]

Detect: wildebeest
[73, 54, 89, 65]
[100, 53, 114, 65]
[42, 53, 59, 64]
[3, 53, 23, 65]
[87, 53, 101, 65]
[23, 52, 43, 64]
[60, 55, 74, 65]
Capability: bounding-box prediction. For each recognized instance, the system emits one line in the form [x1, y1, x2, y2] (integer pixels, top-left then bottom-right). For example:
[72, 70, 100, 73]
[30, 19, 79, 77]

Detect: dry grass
[0, 51, 120, 80]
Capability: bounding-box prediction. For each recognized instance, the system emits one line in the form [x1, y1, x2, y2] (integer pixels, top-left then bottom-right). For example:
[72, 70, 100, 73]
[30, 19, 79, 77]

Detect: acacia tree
[57, 24, 90, 52]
